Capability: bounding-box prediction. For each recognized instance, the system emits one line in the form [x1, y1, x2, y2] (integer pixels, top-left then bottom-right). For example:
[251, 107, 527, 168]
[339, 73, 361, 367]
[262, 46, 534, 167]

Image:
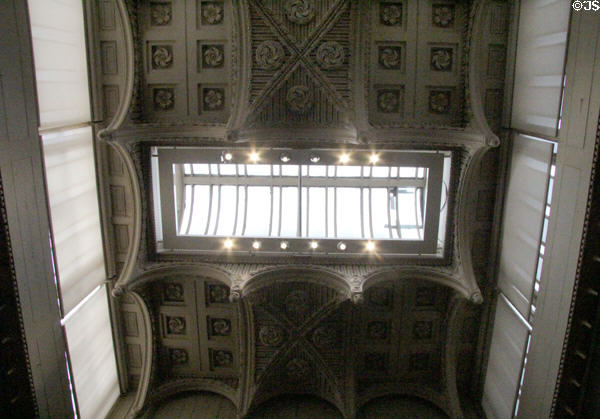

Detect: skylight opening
[153, 148, 451, 257]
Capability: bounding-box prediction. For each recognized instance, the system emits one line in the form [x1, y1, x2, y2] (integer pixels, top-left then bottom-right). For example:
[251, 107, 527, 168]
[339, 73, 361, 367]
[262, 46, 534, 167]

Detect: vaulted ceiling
[93, 0, 509, 417]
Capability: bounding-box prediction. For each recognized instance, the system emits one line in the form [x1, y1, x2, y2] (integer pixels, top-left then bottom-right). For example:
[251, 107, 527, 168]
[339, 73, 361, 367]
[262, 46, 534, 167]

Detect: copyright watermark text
[572, 1, 600, 11]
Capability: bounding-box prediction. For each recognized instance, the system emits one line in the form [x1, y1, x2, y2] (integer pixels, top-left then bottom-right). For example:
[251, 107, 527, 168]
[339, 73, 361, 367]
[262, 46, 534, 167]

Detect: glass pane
[372, 166, 389, 178]
[308, 165, 327, 177]
[245, 187, 271, 236]
[219, 164, 236, 176]
[400, 167, 417, 178]
[215, 186, 237, 236]
[371, 188, 390, 238]
[301, 187, 308, 236]
[179, 185, 193, 234]
[336, 188, 362, 238]
[187, 185, 210, 235]
[308, 188, 326, 238]
[247, 164, 271, 176]
[280, 187, 298, 237]
[234, 186, 246, 236]
[282, 165, 299, 176]
[337, 166, 361, 177]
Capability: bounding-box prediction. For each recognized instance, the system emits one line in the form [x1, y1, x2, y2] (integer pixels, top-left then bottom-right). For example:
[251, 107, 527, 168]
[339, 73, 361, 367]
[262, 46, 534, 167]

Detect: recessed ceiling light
[310, 241, 319, 249]
[252, 240, 261, 250]
[309, 154, 321, 163]
[280, 241, 289, 250]
[223, 151, 233, 162]
[224, 239, 233, 249]
[337, 242, 347, 251]
[249, 151, 260, 163]
[365, 241, 375, 251]
[369, 153, 379, 164]
[280, 153, 291, 163]
[339, 153, 350, 164]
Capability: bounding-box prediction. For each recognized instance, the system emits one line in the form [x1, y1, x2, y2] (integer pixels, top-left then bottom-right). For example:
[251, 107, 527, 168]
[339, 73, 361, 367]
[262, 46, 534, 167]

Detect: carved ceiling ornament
[379, 46, 402, 69]
[312, 325, 336, 350]
[283, 0, 315, 25]
[203, 88, 225, 110]
[255, 40, 285, 70]
[150, 3, 172, 26]
[284, 289, 310, 317]
[316, 41, 345, 70]
[152, 46, 173, 69]
[285, 357, 311, 380]
[286, 85, 313, 113]
[380, 3, 402, 26]
[258, 325, 285, 347]
[202, 2, 224, 25]
[203, 45, 224, 68]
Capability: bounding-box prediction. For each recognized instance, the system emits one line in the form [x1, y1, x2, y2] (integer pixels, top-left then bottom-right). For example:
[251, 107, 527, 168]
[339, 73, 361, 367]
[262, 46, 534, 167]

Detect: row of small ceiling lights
[221, 150, 380, 165]
[223, 239, 376, 252]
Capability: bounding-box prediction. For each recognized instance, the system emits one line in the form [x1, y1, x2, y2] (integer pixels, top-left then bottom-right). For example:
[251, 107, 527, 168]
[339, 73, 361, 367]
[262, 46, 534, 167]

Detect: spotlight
[309, 154, 321, 163]
[252, 240, 261, 250]
[339, 153, 350, 164]
[369, 153, 379, 164]
[365, 241, 376, 252]
[337, 242, 347, 251]
[310, 241, 319, 249]
[280, 153, 291, 163]
[222, 151, 233, 162]
[280, 241, 289, 250]
[224, 239, 233, 249]
[249, 151, 260, 163]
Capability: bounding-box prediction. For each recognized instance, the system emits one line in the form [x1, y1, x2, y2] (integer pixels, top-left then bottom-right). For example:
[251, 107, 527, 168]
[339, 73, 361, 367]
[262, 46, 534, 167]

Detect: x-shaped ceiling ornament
[246, 0, 352, 123]
[249, 289, 348, 404]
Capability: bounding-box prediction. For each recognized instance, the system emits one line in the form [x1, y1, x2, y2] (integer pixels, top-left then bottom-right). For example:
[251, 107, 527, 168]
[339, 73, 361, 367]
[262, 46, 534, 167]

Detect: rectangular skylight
[153, 148, 451, 258]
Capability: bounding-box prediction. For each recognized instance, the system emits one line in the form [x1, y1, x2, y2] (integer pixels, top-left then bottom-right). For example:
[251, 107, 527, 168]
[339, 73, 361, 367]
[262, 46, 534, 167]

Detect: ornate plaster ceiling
[91, 0, 509, 416]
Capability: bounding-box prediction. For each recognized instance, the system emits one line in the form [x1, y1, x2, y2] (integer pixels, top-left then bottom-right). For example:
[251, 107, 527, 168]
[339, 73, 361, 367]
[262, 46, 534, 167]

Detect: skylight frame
[154, 147, 448, 258]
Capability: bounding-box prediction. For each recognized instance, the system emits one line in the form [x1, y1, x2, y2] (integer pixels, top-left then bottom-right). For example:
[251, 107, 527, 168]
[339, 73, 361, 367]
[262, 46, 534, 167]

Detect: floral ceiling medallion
[152, 46, 173, 69]
[203, 45, 224, 68]
[284, 0, 315, 25]
[316, 41, 345, 70]
[259, 325, 285, 347]
[255, 40, 285, 70]
[286, 85, 312, 113]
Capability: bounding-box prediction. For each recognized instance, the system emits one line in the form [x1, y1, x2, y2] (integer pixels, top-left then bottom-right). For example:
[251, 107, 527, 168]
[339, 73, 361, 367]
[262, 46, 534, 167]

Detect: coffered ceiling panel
[140, 0, 233, 123]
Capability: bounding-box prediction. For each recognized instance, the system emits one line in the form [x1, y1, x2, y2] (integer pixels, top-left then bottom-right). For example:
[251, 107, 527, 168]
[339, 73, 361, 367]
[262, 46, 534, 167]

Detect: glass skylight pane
[184, 164, 192, 175]
[219, 164, 236, 176]
[282, 165, 299, 176]
[362, 188, 372, 238]
[237, 164, 246, 175]
[273, 165, 280, 176]
[308, 188, 326, 238]
[371, 188, 390, 238]
[363, 166, 371, 177]
[215, 186, 237, 236]
[187, 185, 210, 235]
[234, 186, 246, 236]
[245, 187, 271, 236]
[247, 164, 271, 176]
[301, 165, 308, 176]
[301, 187, 308, 237]
[372, 166, 389, 178]
[390, 167, 398, 177]
[178, 185, 193, 234]
[207, 186, 220, 234]
[336, 188, 362, 238]
[337, 166, 361, 177]
[327, 165, 335, 177]
[327, 187, 335, 237]
[193, 164, 209, 175]
[271, 187, 281, 236]
[400, 167, 417, 178]
[417, 167, 426, 178]
[210, 163, 219, 174]
[401, 227, 420, 239]
[280, 187, 298, 237]
[309, 165, 327, 177]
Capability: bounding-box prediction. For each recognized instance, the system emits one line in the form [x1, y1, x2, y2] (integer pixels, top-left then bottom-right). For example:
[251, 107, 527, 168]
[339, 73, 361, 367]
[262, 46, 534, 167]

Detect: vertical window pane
[245, 187, 271, 236]
[215, 186, 237, 236]
[336, 188, 362, 238]
[371, 188, 390, 239]
[308, 188, 326, 238]
[280, 187, 298, 237]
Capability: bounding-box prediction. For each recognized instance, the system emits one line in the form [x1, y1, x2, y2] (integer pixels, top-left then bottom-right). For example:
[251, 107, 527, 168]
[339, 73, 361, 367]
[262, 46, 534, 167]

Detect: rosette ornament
[284, 0, 315, 25]
[316, 41, 345, 70]
[286, 85, 312, 114]
[255, 41, 285, 70]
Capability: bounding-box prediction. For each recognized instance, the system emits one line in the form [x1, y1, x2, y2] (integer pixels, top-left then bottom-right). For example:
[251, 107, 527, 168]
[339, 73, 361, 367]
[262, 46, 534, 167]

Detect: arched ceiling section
[358, 395, 448, 419]
[247, 394, 343, 419]
[149, 391, 236, 418]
